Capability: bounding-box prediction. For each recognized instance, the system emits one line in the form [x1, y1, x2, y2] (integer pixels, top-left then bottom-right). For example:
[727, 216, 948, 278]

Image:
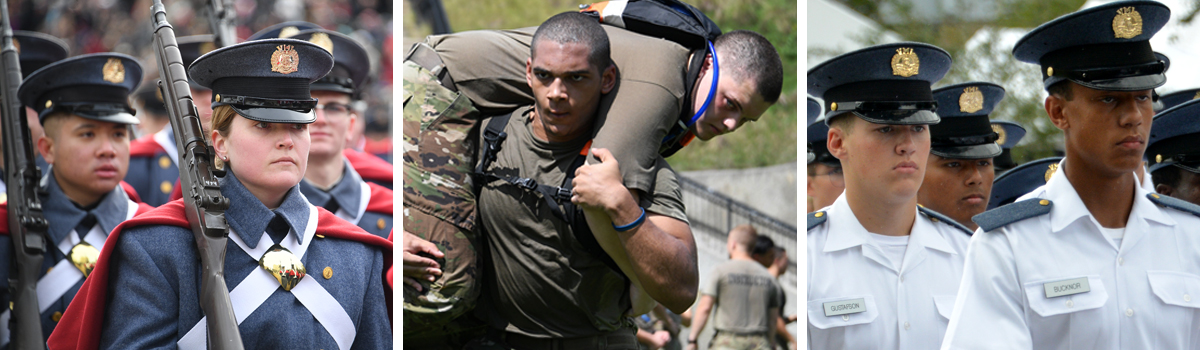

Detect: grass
[404, 0, 798, 171]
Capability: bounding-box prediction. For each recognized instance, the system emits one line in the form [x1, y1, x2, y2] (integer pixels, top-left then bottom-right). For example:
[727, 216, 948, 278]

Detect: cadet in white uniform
[941, 2, 1200, 349]
[806, 42, 973, 350]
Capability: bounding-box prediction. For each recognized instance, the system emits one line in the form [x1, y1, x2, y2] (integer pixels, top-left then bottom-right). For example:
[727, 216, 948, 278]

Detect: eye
[944, 161, 961, 168]
[570, 75, 585, 82]
[1100, 96, 1116, 103]
[877, 126, 893, 133]
[292, 123, 307, 130]
[114, 130, 127, 139]
[534, 72, 550, 79]
[1136, 94, 1151, 101]
[911, 125, 925, 132]
[255, 122, 270, 129]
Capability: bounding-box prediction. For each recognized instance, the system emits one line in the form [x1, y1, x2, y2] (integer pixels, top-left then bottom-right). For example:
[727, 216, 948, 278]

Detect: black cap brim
[1054, 74, 1166, 92]
[931, 142, 1002, 160]
[310, 82, 354, 95]
[829, 109, 941, 126]
[230, 105, 315, 124]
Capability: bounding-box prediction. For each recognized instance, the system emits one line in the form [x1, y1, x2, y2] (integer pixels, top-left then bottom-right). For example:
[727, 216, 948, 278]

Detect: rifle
[0, 1, 49, 349]
[207, 0, 236, 48]
[151, 1, 244, 348]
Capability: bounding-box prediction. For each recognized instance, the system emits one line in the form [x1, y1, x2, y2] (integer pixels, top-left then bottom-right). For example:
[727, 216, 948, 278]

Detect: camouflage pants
[709, 332, 771, 350]
[402, 59, 483, 338]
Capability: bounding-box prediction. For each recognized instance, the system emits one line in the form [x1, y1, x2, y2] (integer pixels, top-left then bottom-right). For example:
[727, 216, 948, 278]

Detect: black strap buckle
[554, 187, 573, 201]
[513, 177, 537, 190]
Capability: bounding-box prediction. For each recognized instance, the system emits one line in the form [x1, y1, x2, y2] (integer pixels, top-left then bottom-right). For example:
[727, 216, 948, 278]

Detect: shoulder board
[1147, 193, 1200, 218]
[973, 198, 1053, 232]
[918, 206, 973, 236]
[807, 211, 828, 231]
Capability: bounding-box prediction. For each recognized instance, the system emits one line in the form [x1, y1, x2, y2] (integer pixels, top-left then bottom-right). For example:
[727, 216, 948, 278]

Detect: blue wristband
[613, 207, 646, 232]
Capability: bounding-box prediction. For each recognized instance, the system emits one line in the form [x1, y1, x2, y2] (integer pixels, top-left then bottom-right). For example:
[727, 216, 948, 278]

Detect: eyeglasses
[316, 103, 352, 118]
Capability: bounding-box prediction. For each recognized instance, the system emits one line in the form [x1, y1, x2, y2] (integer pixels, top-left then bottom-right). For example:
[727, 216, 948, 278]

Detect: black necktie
[322, 198, 341, 215]
[266, 213, 290, 245]
[75, 213, 97, 241]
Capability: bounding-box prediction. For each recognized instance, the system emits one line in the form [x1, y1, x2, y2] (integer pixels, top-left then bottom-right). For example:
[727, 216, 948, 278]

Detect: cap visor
[855, 109, 941, 125]
[230, 105, 315, 124]
[931, 143, 1002, 160]
[1072, 74, 1166, 92]
[75, 112, 140, 125]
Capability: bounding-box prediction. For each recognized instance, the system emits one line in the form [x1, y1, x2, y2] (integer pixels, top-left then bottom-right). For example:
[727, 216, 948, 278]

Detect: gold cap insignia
[891, 47, 919, 77]
[102, 58, 125, 84]
[69, 242, 101, 277]
[1045, 163, 1058, 182]
[1113, 7, 1143, 39]
[992, 124, 1007, 145]
[271, 45, 300, 75]
[259, 244, 306, 291]
[279, 26, 300, 38]
[45, 100, 52, 109]
[959, 86, 984, 113]
[1193, 91, 1200, 100]
[1047, 67, 1054, 77]
[200, 41, 217, 55]
[1156, 154, 1163, 163]
[309, 32, 334, 54]
[830, 102, 838, 111]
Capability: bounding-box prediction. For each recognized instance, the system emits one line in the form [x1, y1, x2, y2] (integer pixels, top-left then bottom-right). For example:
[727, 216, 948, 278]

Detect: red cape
[0, 197, 153, 236]
[128, 136, 166, 158]
[365, 182, 392, 215]
[46, 200, 393, 350]
[344, 149, 392, 185]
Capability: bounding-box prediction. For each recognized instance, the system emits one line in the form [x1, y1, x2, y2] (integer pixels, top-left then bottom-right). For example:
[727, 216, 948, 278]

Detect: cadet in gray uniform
[687, 225, 780, 350]
[473, 12, 696, 349]
[289, 28, 393, 238]
[806, 42, 973, 349]
[943, 2, 1200, 348]
[0, 53, 150, 347]
[917, 82, 1006, 231]
[1146, 99, 1200, 205]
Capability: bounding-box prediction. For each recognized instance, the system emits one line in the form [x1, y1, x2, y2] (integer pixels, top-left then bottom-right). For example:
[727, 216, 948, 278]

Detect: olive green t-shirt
[703, 259, 781, 333]
[476, 106, 689, 338]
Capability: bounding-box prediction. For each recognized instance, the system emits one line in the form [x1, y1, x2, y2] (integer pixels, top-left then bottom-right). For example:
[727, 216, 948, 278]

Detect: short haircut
[1047, 81, 1074, 101]
[827, 112, 856, 135]
[1152, 166, 1181, 188]
[752, 234, 776, 256]
[727, 224, 757, 253]
[714, 30, 783, 104]
[531, 12, 612, 71]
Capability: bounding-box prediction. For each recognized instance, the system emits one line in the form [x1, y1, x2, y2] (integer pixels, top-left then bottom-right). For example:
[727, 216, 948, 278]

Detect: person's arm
[636, 328, 670, 350]
[775, 308, 795, 350]
[100, 227, 184, 348]
[940, 229, 1032, 349]
[572, 148, 699, 313]
[402, 230, 443, 292]
[768, 307, 780, 349]
[685, 294, 715, 350]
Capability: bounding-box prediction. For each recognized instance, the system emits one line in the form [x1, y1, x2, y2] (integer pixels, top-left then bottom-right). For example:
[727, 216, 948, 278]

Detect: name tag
[1044, 277, 1090, 298]
[823, 298, 866, 317]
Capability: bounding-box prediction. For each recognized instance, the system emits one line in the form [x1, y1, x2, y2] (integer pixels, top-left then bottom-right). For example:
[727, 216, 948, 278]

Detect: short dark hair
[1152, 165, 1181, 188]
[752, 234, 776, 256]
[714, 30, 783, 104]
[1047, 81, 1074, 101]
[531, 12, 612, 71]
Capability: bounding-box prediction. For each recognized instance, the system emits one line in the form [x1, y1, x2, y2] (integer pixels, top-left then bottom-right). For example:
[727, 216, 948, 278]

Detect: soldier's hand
[402, 231, 443, 291]
[572, 148, 633, 215]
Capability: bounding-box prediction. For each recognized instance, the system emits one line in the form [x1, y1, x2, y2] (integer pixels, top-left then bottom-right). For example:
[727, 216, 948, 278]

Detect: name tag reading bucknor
[823, 298, 867, 317]
[1044, 277, 1091, 298]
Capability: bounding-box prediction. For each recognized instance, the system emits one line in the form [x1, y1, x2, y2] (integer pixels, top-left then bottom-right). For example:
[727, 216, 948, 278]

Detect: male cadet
[287, 28, 392, 238]
[0, 53, 153, 347]
[1156, 87, 1199, 112]
[687, 225, 779, 350]
[473, 12, 697, 348]
[806, 42, 973, 349]
[807, 97, 842, 213]
[1146, 99, 1200, 205]
[916, 82, 1005, 231]
[986, 157, 1062, 210]
[125, 35, 213, 206]
[942, 2, 1200, 349]
[989, 121, 1025, 175]
[8, 31, 68, 180]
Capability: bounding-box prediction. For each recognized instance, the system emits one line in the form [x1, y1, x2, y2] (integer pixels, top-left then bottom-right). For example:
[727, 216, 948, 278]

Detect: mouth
[894, 161, 919, 174]
[1117, 135, 1144, 150]
[94, 164, 119, 178]
[963, 193, 987, 205]
[547, 110, 570, 119]
[272, 157, 297, 165]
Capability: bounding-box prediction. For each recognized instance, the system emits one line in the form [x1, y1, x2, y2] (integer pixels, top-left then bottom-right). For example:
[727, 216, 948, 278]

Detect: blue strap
[613, 207, 647, 232]
[686, 40, 718, 128]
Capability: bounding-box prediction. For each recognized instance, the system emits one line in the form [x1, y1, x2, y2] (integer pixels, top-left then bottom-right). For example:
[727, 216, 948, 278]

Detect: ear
[1045, 95, 1069, 131]
[525, 57, 535, 88]
[806, 172, 816, 194]
[346, 110, 358, 139]
[600, 63, 617, 94]
[827, 127, 848, 161]
[211, 129, 228, 161]
[36, 136, 54, 165]
[1156, 183, 1174, 196]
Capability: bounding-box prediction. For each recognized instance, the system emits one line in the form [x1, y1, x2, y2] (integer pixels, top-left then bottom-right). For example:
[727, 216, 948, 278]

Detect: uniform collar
[1042, 159, 1175, 233]
[298, 159, 363, 215]
[40, 172, 130, 243]
[823, 194, 957, 255]
[221, 170, 311, 249]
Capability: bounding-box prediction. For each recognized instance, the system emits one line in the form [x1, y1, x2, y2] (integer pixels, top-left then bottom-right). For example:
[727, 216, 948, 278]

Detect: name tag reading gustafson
[823, 298, 866, 317]
[1044, 277, 1091, 298]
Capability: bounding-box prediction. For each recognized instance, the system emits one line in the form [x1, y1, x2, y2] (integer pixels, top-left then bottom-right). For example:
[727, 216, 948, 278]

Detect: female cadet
[47, 39, 392, 349]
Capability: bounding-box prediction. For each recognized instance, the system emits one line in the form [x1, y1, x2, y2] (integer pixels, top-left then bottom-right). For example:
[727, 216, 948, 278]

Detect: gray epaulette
[1147, 193, 1200, 218]
[918, 206, 973, 236]
[973, 198, 1053, 232]
[808, 211, 828, 231]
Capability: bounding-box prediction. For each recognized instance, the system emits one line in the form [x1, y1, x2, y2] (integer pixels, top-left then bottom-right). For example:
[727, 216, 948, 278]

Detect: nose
[278, 129, 295, 149]
[1118, 96, 1149, 128]
[547, 78, 568, 101]
[965, 164, 983, 186]
[97, 135, 117, 158]
[896, 129, 916, 156]
[721, 115, 741, 135]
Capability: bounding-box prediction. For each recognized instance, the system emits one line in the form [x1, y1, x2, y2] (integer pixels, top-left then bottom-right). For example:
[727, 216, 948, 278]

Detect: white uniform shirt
[941, 164, 1200, 350]
[808, 194, 972, 350]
